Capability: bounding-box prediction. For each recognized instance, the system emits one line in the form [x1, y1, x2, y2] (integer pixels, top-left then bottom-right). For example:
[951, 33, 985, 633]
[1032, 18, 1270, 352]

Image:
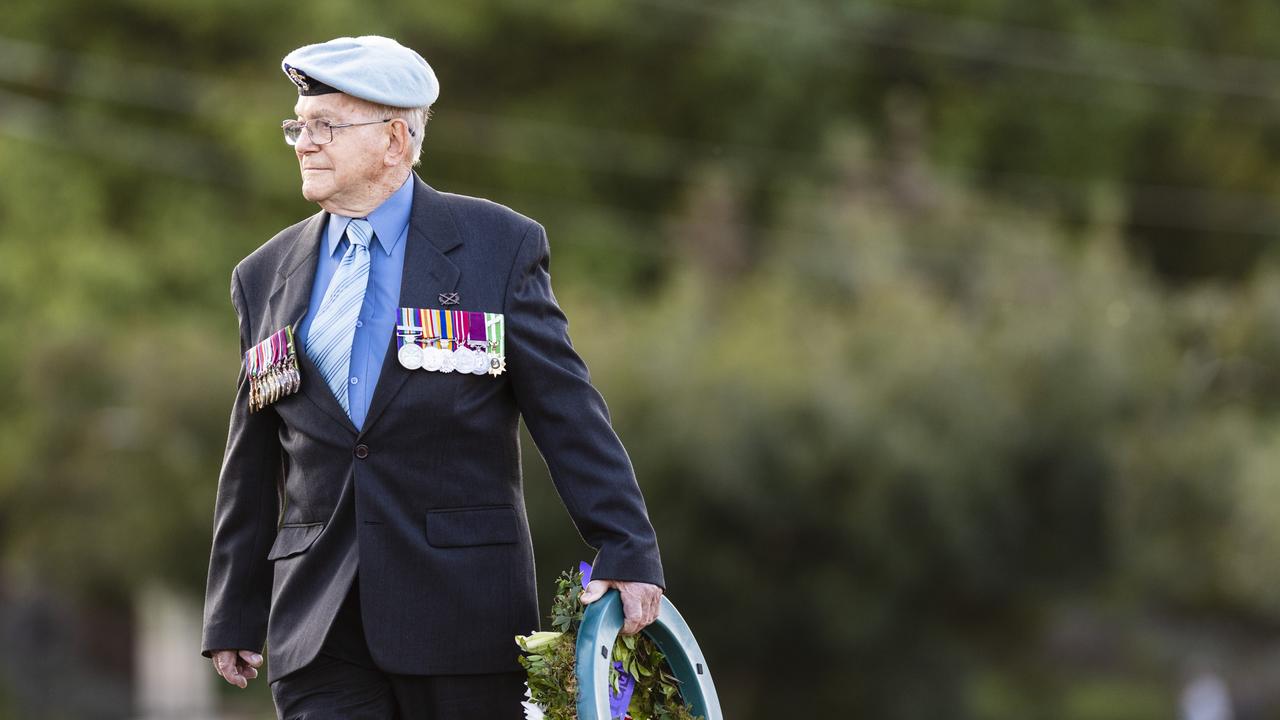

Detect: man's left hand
[580, 579, 663, 635]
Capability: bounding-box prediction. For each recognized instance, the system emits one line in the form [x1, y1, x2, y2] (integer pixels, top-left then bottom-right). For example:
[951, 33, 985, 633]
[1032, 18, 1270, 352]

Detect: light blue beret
[282, 35, 439, 108]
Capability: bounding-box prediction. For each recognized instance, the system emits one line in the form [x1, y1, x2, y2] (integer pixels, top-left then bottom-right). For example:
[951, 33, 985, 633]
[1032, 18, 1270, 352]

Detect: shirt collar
[325, 173, 415, 258]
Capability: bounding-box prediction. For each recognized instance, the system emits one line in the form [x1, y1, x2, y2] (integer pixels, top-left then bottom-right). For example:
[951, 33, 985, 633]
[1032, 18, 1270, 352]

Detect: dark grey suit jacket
[201, 175, 664, 681]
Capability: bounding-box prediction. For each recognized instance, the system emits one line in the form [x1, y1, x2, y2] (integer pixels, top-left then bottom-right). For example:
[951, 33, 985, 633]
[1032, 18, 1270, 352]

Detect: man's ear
[384, 119, 411, 167]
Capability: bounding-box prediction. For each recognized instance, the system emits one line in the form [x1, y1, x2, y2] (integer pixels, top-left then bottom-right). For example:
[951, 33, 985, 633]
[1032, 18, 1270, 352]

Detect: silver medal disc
[398, 343, 423, 370]
[470, 348, 489, 375]
[440, 349, 457, 374]
[422, 346, 444, 372]
[453, 347, 474, 374]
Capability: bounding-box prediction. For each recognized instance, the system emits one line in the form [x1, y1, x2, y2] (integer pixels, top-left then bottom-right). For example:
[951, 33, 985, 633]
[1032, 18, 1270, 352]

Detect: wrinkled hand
[211, 649, 263, 688]
[580, 579, 663, 635]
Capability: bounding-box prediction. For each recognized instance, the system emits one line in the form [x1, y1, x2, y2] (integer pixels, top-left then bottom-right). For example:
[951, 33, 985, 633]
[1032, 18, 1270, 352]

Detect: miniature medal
[243, 326, 302, 412]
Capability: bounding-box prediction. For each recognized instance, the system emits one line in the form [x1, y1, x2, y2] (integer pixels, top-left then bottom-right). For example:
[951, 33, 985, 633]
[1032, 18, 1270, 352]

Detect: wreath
[515, 564, 704, 720]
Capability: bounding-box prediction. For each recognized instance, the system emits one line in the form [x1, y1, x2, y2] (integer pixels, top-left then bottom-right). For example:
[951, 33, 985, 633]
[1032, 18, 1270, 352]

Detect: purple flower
[610, 661, 636, 719]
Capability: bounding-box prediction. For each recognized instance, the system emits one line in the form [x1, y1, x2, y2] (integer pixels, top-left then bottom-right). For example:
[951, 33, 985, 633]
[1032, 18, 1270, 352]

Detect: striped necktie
[308, 218, 373, 417]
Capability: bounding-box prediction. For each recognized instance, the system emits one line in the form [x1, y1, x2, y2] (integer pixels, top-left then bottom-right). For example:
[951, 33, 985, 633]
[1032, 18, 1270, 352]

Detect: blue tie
[308, 218, 373, 417]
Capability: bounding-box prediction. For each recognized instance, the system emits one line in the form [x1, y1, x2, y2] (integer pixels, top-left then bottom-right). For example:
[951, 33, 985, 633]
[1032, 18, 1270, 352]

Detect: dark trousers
[270, 577, 526, 720]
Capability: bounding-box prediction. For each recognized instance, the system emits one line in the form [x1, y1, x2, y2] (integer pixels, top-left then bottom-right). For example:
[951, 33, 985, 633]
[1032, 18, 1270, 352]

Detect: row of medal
[398, 342, 502, 375]
[246, 326, 301, 412]
[396, 308, 506, 377]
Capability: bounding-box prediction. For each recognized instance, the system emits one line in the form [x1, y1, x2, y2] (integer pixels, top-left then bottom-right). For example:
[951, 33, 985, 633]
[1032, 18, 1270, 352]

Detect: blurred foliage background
[4, 0, 1280, 718]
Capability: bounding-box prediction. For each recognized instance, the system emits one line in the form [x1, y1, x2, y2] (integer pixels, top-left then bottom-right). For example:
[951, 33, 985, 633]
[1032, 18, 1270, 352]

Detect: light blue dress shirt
[300, 173, 413, 430]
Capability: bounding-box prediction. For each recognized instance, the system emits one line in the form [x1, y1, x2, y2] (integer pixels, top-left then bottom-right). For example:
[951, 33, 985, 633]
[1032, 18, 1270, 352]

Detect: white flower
[515, 630, 564, 652]
[522, 683, 546, 720]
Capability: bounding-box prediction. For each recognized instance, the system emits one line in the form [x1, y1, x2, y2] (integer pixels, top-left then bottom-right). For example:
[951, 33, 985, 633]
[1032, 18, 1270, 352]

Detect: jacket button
[354, 444, 369, 459]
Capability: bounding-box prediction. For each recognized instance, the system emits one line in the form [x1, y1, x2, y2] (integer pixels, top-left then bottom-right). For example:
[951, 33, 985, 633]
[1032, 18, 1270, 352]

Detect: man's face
[291, 93, 389, 207]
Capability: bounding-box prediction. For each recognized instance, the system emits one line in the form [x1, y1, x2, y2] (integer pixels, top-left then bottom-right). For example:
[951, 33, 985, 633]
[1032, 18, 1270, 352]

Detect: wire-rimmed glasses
[282, 118, 414, 146]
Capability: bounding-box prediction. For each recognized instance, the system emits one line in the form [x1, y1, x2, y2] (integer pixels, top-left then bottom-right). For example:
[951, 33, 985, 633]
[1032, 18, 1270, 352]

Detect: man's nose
[294, 127, 321, 153]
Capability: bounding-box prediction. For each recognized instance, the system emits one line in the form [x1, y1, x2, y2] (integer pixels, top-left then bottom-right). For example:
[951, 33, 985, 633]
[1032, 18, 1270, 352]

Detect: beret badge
[286, 66, 311, 92]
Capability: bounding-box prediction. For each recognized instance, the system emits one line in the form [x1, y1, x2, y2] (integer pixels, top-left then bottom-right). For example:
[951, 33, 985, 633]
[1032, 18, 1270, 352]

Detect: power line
[1, 27, 1279, 190]
[426, 138, 1280, 238]
[630, 0, 1280, 102]
[0, 35, 207, 113]
[4, 29, 1280, 241]
[3, 81, 1280, 242]
[0, 87, 230, 184]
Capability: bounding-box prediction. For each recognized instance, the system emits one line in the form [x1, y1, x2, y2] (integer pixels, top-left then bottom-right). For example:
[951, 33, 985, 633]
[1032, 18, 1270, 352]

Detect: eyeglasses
[281, 118, 416, 146]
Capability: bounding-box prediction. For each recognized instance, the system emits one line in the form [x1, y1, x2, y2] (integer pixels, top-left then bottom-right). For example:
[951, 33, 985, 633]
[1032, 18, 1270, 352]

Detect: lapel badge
[439, 292, 459, 306]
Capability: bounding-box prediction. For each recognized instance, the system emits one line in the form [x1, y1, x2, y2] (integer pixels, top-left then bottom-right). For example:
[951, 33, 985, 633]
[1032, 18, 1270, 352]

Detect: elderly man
[200, 36, 665, 719]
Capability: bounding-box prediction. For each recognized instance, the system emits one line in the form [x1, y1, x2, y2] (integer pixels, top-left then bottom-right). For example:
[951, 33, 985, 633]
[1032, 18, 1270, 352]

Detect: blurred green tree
[4, 1, 1280, 718]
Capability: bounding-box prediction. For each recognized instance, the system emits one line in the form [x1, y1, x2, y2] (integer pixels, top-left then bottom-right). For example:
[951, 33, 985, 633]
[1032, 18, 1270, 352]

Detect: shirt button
[356, 320, 363, 328]
[350, 377, 358, 385]
[354, 444, 369, 459]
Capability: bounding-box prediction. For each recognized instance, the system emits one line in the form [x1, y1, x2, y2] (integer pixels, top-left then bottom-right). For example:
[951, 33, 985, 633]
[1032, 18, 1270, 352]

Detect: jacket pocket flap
[426, 505, 518, 548]
[267, 523, 324, 560]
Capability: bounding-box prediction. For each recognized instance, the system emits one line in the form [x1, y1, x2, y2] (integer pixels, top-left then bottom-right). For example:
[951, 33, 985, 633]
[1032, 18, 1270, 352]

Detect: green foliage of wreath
[516, 568, 703, 720]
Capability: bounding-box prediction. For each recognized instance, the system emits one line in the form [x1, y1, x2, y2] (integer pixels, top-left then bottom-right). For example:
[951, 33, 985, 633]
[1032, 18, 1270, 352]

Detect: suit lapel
[265, 210, 359, 434]
[361, 177, 462, 435]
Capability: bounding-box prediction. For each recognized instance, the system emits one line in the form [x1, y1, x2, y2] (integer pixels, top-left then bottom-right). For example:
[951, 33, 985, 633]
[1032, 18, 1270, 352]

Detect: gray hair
[368, 101, 433, 167]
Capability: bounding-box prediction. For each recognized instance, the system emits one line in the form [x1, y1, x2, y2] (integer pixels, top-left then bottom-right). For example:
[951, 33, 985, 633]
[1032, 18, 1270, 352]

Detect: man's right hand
[211, 649, 263, 688]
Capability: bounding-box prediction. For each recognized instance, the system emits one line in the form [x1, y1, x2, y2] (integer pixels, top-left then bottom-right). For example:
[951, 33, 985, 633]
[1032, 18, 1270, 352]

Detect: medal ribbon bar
[396, 307, 505, 376]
